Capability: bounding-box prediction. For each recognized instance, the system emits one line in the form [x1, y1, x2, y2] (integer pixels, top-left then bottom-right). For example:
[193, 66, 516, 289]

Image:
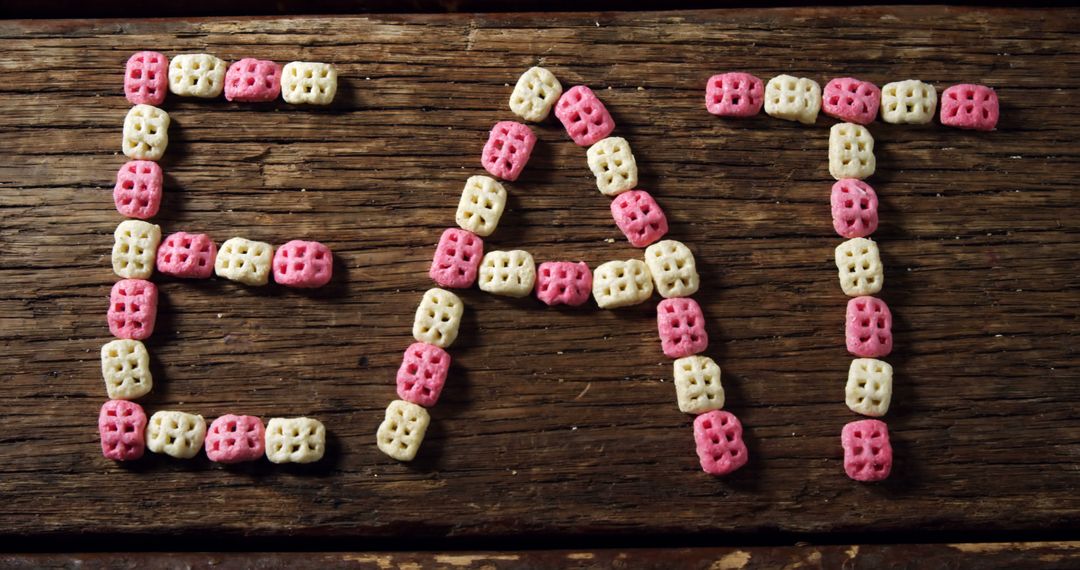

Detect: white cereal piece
[376, 399, 430, 462]
[100, 339, 152, 400]
[455, 175, 507, 237]
[265, 417, 326, 464]
[122, 104, 170, 160]
[644, 239, 700, 299]
[412, 288, 464, 348]
[592, 259, 653, 309]
[478, 250, 536, 298]
[281, 62, 338, 105]
[834, 237, 884, 296]
[586, 136, 638, 196]
[764, 74, 821, 125]
[168, 54, 227, 98]
[846, 358, 893, 417]
[215, 237, 273, 286]
[145, 410, 206, 459]
[829, 122, 876, 180]
[112, 220, 162, 279]
[674, 355, 724, 414]
[881, 79, 937, 124]
[509, 66, 563, 122]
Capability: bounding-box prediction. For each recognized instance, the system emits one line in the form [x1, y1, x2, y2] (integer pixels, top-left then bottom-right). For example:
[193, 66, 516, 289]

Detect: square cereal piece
[823, 77, 881, 125]
[479, 250, 536, 298]
[455, 175, 507, 237]
[273, 240, 333, 288]
[555, 85, 615, 146]
[168, 53, 227, 98]
[831, 179, 879, 239]
[829, 122, 876, 181]
[114, 160, 162, 220]
[206, 414, 265, 463]
[101, 339, 152, 400]
[108, 279, 157, 340]
[834, 237, 883, 296]
[842, 419, 892, 482]
[281, 61, 337, 105]
[674, 355, 724, 414]
[146, 410, 207, 459]
[397, 342, 451, 407]
[536, 261, 592, 307]
[265, 417, 325, 464]
[846, 296, 893, 358]
[122, 104, 170, 160]
[157, 232, 217, 279]
[881, 79, 937, 124]
[430, 228, 484, 289]
[705, 72, 764, 117]
[376, 399, 430, 462]
[509, 66, 563, 122]
[846, 358, 893, 417]
[113, 220, 161, 279]
[644, 239, 700, 298]
[225, 58, 282, 102]
[215, 237, 273, 286]
[99, 400, 147, 461]
[593, 259, 653, 309]
[764, 74, 821, 125]
[482, 121, 536, 182]
[610, 190, 668, 248]
[587, 136, 638, 196]
[941, 84, 999, 131]
[694, 410, 748, 476]
[657, 298, 709, 359]
[413, 288, 464, 348]
[124, 51, 168, 106]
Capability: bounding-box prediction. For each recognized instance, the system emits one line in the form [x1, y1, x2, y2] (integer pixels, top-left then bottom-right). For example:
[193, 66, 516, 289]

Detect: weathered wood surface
[0, 7, 1077, 543]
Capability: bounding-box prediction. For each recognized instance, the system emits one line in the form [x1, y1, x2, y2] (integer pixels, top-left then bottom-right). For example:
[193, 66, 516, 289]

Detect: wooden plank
[0, 7, 1077, 540]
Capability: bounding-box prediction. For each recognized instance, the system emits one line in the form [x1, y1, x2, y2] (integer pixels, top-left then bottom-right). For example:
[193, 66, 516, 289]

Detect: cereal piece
[509, 66, 563, 122]
[587, 137, 638, 196]
[108, 279, 157, 340]
[829, 122, 876, 180]
[396, 342, 450, 407]
[673, 355, 724, 414]
[830, 179, 879, 239]
[156, 232, 217, 279]
[822, 77, 880, 125]
[940, 84, 999, 131]
[429, 228, 484, 289]
[644, 240, 700, 298]
[281, 61, 337, 105]
[215, 237, 273, 286]
[555, 85, 615, 146]
[412, 288, 464, 348]
[122, 104, 170, 160]
[694, 410, 748, 476]
[124, 51, 168, 106]
[145, 410, 207, 459]
[205, 414, 265, 463]
[535, 261, 592, 307]
[846, 296, 893, 358]
[113, 160, 162, 220]
[113, 220, 161, 279]
[705, 72, 764, 117]
[265, 417, 325, 464]
[841, 419, 892, 482]
[764, 74, 821, 125]
[478, 250, 536, 298]
[834, 237, 883, 296]
[273, 240, 333, 288]
[846, 358, 893, 417]
[376, 399, 430, 462]
[168, 53, 226, 98]
[481, 121, 536, 182]
[224, 58, 282, 102]
[99, 400, 147, 461]
[100, 339, 152, 400]
[881, 79, 937, 124]
[455, 175, 507, 237]
[610, 190, 668, 248]
[657, 298, 709, 359]
[592, 259, 653, 309]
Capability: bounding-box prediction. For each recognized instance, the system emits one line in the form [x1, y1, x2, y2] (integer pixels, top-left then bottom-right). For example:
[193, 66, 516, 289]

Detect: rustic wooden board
[0, 7, 1077, 542]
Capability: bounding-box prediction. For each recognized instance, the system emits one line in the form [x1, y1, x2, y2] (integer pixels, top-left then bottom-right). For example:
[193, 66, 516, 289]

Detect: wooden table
[1, 5, 1077, 564]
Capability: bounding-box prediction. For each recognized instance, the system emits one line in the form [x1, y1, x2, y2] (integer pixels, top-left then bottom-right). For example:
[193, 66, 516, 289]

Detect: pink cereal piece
[396, 342, 451, 407]
[156, 232, 217, 279]
[224, 58, 282, 103]
[657, 298, 709, 359]
[481, 121, 536, 181]
[273, 240, 333, 288]
[555, 85, 616, 146]
[113, 160, 163, 220]
[429, 228, 483, 288]
[694, 410, 748, 476]
[830, 179, 879, 239]
[846, 296, 893, 358]
[124, 51, 168, 106]
[108, 279, 157, 340]
[99, 399, 147, 461]
[535, 261, 592, 307]
[205, 414, 266, 463]
[611, 190, 668, 248]
[940, 84, 999, 131]
[842, 419, 892, 482]
[823, 77, 881, 125]
[705, 72, 765, 117]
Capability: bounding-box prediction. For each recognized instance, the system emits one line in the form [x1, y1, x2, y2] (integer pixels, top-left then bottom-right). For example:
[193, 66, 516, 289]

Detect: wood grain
[0, 7, 1077, 542]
